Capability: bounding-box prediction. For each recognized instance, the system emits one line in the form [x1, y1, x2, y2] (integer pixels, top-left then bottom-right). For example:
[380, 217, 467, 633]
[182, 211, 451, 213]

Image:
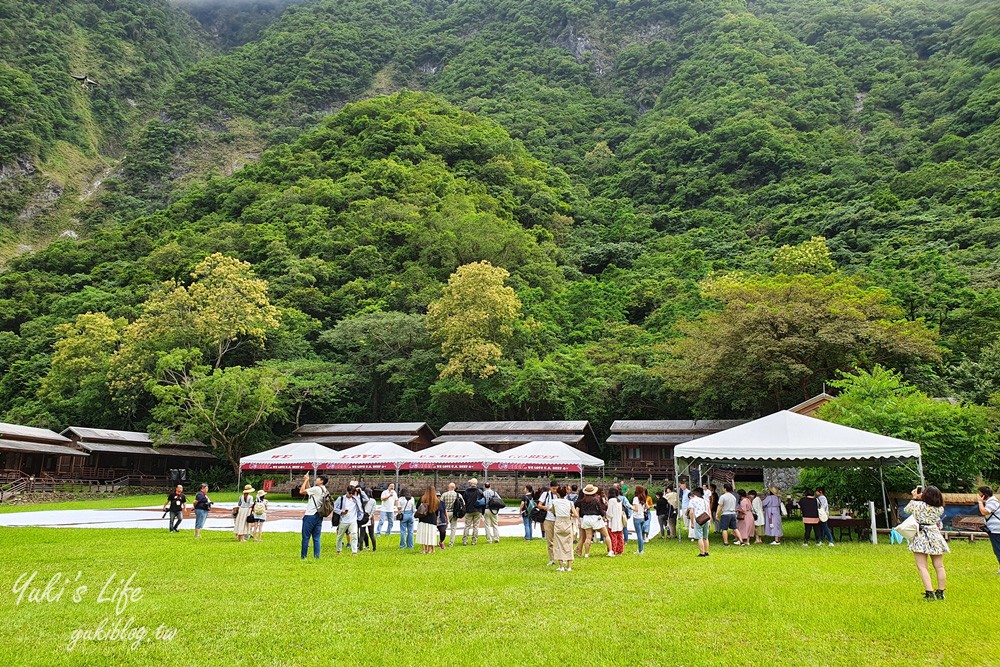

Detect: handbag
[231, 507, 239, 518]
[818, 506, 829, 522]
[894, 514, 919, 540]
[695, 512, 711, 526]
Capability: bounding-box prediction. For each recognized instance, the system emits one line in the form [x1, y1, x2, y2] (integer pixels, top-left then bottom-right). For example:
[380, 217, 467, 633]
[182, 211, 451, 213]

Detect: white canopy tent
[239, 442, 341, 471]
[673, 410, 924, 540]
[405, 441, 499, 473]
[488, 440, 605, 482]
[321, 441, 421, 485]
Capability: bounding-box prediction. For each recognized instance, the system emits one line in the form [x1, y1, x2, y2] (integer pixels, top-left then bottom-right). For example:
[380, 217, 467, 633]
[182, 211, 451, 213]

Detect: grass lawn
[1, 511, 998, 666]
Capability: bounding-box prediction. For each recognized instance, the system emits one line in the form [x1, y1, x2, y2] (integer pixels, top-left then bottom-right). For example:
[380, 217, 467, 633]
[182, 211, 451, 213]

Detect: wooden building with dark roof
[0, 422, 88, 478]
[61, 427, 215, 480]
[289, 423, 436, 452]
[607, 393, 836, 477]
[433, 421, 599, 454]
[608, 419, 749, 477]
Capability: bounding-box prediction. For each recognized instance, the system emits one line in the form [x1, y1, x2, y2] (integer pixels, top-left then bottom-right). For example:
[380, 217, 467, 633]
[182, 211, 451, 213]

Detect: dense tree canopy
[0, 0, 998, 483]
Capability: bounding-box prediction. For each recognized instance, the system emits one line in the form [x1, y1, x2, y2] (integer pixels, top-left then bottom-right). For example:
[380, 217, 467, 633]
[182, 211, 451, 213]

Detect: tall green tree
[666, 273, 941, 415]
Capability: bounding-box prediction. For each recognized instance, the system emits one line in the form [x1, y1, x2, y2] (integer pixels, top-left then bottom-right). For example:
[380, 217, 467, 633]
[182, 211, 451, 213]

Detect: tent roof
[240, 442, 341, 470]
[406, 441, 498, 470]
[673, 411, 921, 466]
[321, 441, 420, 470]
[487, 440, 604, 472]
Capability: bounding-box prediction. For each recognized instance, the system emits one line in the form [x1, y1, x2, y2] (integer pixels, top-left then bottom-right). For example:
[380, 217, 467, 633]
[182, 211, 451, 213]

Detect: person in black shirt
[655, 491, 671, 539]
[163, 485, 187, 533]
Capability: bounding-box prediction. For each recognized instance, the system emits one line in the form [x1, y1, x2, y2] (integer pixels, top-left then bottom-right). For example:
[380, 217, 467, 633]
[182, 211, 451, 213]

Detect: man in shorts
[716, 483, 738, 546]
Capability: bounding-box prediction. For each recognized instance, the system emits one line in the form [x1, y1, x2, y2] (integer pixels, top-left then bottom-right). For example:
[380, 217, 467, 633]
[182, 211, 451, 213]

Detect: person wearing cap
[249, 490, 269, 542]
[460, 478, 485, 546]
[234, 484, 254, 542]
[538, 480, 560, 565]
[299, 473, 329, 559]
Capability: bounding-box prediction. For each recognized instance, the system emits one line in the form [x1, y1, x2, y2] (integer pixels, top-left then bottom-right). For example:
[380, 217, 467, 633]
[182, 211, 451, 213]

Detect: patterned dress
[904, 500, 950, 555]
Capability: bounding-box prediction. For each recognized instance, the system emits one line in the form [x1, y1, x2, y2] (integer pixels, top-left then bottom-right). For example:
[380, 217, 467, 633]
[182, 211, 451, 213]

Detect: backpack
[253, 499, 266, 516]
[473, 489, 486, 511]
[329, 496, 342, 527]
[452, 493, 467, 519]
[531, 491, 552, 524]
[487, 493, 505, 512]
[316, 488, 334, 518]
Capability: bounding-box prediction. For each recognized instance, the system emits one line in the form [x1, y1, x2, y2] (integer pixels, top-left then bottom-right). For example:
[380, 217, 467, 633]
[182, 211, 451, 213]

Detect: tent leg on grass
[878, 464, 891, 529]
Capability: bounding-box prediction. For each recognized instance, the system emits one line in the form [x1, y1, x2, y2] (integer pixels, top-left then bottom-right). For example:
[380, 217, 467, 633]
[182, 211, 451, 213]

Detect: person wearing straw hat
[235, 484, 254, 542]
[249, 490, 268, 542]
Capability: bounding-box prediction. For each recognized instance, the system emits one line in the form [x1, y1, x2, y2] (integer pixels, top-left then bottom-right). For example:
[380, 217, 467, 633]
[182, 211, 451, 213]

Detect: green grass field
[1, 506, 998, 667]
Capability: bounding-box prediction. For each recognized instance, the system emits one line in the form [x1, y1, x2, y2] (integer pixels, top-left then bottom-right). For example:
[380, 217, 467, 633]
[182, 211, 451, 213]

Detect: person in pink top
[735, 490, 755, 546]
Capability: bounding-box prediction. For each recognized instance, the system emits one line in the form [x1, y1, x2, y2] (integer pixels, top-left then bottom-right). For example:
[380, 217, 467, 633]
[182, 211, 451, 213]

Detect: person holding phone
[904, 486, 949, 600]
[977, 485, 1000, 573]
[300, 474, 328, 559]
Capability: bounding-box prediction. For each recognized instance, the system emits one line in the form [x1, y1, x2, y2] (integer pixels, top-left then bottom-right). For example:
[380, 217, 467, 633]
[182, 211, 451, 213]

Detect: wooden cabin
[608, 393, 835, 478]
[62, 427, 215, 481]
[289, 423, 436, 452]
[433, 421, 599, 454]
[0, 422, 87, 479]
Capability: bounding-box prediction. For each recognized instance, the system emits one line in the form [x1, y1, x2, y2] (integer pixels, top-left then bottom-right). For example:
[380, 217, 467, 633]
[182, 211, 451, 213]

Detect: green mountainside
[0, 0, 998, 477]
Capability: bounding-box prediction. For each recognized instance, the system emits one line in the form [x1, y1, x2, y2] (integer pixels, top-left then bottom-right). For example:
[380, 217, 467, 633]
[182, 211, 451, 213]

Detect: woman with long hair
[905, 486, 949, 600]
[606, 486, 625, 556]
[397, 488, 415, 550]
[234, 484, 254, 542]
[415, 486, 441, 555]
[631, 486, 648, 555]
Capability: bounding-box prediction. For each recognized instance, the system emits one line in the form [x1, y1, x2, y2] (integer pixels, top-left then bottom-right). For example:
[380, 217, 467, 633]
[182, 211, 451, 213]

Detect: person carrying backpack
[461, 478, 485, 546]
[520, 485, 536, 541]
[299, 474, 329, 560]
[482, 482, 503, 544]
[441, 482, 463, 546]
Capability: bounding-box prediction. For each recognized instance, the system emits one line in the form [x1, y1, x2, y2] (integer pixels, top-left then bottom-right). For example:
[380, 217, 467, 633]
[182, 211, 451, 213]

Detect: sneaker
[829, 542, 835, 547]
[770, 541, 779, 545]
[935, 590, 945, 601]
[584, 553, 590, 558]
[556, 567, 565, 572]
[923, 591, 935, 602]
[802, 543, 809, 547]
[606, 552, 615, 558]
[697, 553, 707, 557]
[566, 567, 573, 572]
[547, 560, 555, 566]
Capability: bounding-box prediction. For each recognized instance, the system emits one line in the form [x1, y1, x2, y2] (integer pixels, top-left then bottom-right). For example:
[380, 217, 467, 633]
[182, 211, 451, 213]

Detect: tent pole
[878, 463, 891, 530]
[674, 457, 682, 542]
[917, 456, 925, 488]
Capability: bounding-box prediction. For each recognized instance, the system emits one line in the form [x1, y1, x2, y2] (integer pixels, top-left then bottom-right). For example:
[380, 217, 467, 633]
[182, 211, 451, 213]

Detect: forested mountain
[0, 0, 997, 482]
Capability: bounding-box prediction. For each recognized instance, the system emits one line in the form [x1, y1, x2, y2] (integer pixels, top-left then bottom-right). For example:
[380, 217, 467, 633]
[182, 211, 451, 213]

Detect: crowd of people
[162, 476, 1000, 590]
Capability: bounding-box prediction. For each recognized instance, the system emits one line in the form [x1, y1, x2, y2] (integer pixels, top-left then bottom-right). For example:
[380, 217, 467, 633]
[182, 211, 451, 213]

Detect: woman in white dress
[234, 484, 254, 542]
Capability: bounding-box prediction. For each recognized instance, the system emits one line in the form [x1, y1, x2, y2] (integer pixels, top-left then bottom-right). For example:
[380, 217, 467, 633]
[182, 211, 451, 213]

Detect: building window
[627, 447, 642, 460]
[659, 448, 673, 460]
